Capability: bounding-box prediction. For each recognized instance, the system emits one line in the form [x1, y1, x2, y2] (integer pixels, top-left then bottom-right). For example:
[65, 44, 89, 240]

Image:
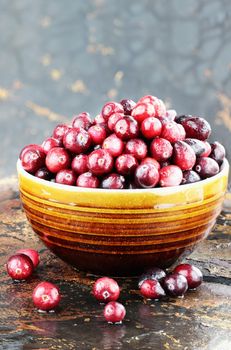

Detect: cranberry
[6, 254, 34, 280]
[21, 147, 46, 174]
[88, 124, 107, 145]
[200, 141, 211, 157]
[161, 121, 186, 143]
[32, 282, 61, 311]
[72, 112, 92, 130]
[134, 163, 159, 188]
[55, 169, 76, 186]
[102, 134, 124, 157]
[101, 173, 126, 189]
[166, 109, 177, 121]
[115, 154, 138, 176]
[210, 142, 226, 165]
[159, 165, 183, 187]
[140, 279, 166, 300]
[120, 99, 136, 115]
[103, 301, 126, 323]
[194, 157, 219, 178]
[173, 264, 203, 289]
[101, 102, 124, 121]
[175, 115, 189, 124]
[52, 124, 69, 141]
[45, 147, 71, 173]
[93, 277, 120, 302]
[114, 116, 139, 140]
[150, 138, 173, 161]
[141, 117, 162, 139]
[63, 128, 91, 154]
[17, 249, 40, 268]
[94, 114, 105, 124]
[88, 149, 113, 176]
[76, 172, 100, 188]
[173, 141, 196, 171]
[138, 95, 159, 104]
[107, 113, 124, 131]
[155, 99, 167, 117]
[19, 144, 43, 160]
[162, 273, 188, 297]
[131, 102, 155, 123]
[138, 267, 166, 288]
[41, 137, 61, 154]
[141, 157, 160, 171]
[179, 116, 211, 141]
[35, 167, 52, 180]
[181, 170, 201, 184]
[125, 139, 148, 160]
[71, 154, 88, 174]
[184, 138, 207, 157]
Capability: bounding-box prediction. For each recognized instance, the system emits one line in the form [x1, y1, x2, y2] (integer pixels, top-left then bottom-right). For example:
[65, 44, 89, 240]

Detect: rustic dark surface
[0, 179, 230, 350]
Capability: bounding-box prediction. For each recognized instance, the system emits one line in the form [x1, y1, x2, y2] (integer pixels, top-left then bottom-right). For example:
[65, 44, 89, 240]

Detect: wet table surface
[0, 179, 231, 350]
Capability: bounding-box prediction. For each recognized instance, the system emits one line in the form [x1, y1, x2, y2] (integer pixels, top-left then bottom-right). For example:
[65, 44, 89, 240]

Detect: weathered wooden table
[0, 179, 231, 350]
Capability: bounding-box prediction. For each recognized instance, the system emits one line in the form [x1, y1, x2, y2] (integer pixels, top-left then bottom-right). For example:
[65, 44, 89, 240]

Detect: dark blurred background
[1, 0, 231, 178]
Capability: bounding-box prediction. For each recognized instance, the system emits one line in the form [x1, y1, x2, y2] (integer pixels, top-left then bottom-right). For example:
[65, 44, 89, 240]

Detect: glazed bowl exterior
[17, 159, 229, 276]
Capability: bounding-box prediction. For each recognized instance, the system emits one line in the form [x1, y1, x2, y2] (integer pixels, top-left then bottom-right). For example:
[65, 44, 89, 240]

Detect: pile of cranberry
[20, 95, 226, 189]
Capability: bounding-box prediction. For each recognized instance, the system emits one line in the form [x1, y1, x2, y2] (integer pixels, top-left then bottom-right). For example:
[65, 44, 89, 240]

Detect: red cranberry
[103, 301, 126, 323]
[88, 149, 113, 176]
[101, 173, 126, 189]
[184, 138, 207, 157]
[17, 249, 40, 268]
[6, 254, 34, 280]
[76, 172, 100, 188]
[88, 124, 107, 145]
[138, 267, 166, 288]
[71, 154, 88, 174]
[19, 144, 43, 160]
[200, 141, 211, 157]
[52, 124, 69, 141]
[94, 114, 105, 124]
[41, 137, 61, 154]
[125, 139, 148, 160]
[93, 277, 120, 302]
[141, 157, 160, 171]
[140, 279, 166, 300]
[173, 141, 196, 171]
[131, 102, 155, 123]
[120, 99, 136, 115]
[138, 95, 159, 105]
[166, 109, 177, 121]
[115, 154, 138, 176]
[150, 138, 173, 161]
[35, 167, 52, 180]
[134, 163, 159, 188]
[21, 147, 46, 174]
[155, 99, 167, 117]
[210, 142, 226, 165]
[63, 128, 91, 154]
[174, 264, 203, 289]
[159, 165, 183, 187]
[107, 113, 124, 131]
[162, 273, 188, 297]
[161, 121, 186, 143]
[55, 169, 76, 186]
[181, 170, 201, 184]
[141, 117, 162, 139]
[114, 116, 139, 140]
[101, 102, 124, 121]
[102, 134, 124, 157]
[179, 116, 211, 141]
[32, 282, 61, 311]
[194, 157, 219, 178]
[72, 112, 92, 130]
[46, 147, 71, 173]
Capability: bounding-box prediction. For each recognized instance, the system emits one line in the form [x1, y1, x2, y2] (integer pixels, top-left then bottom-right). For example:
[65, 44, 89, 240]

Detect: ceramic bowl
[17, 159, 229, 276]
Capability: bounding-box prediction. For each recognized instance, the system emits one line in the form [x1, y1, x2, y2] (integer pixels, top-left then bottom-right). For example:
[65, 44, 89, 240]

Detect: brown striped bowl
[17, 159, 229, 276]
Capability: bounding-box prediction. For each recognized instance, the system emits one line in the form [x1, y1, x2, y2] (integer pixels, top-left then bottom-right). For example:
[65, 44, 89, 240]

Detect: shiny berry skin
[184, 138, 207, 157]
[173, 264, 203, 289]
[107, 113, 124, 131]
[19, 144, 43, 160]
[210, 142, 226, 165]
[101, 102, 124, 121]
[115, 154, 138, 176]
[101, 173, 126, 189]
[93, 277, 120, 302]
[179, 116, 211, 141]
[141, 157, 160, 171]
[88, 124, 107, 145]
[150, 138, 173, 161]
[161, 121, 186, 143]
[21, 147, 46, 174]
[63, 128, 91, 154]
[32, 282, 61, 311]
[76, 172, 100, 188]
[159, 165, 183, 187]
[134, 164, 159, 188]
[55, 169, 77, 186]
[125, 139, 148, 160]
[141, 117, 162, 139]
[71, 154, 88, 174]
[120, 99, 136, 115]
[41, 137, 61, 154]
[102, 134, 124, 157]
[88, 149, 113, 176]
[166, 109, 177, 121]
[131, 102, 155, 123]
[7, 254, 34, 280]
[181, 170, 201, 184]
[45, 147, 71, 173]
[138, 267, 166, 288]
[17, 249, 40, 268]
[114, 116, 139, 140]
[194, 157, 219, 178]
[72, 112, 92, 130]
[140, 279, 166, 300]
[104, 302, 126, 323]
[162, 273, 188, 297]
[35, 167, 52, 180]
[52, 124, 69, 141]
[200, 141, 211, 157]
[173, 141, 196, 171]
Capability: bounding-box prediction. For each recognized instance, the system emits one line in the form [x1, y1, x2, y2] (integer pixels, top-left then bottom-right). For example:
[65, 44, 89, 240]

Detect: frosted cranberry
[141, 117, 162, 139]
[173, 141, 196, 171]
[131, 102, 155, 123]
[161, 121, 186, 143]
[140, 279, 166, 300]
[17, 249, 40, 268]
[94, 114, 105, 124]
[120, 99, 136, 115]
[35, 167, 52, 180]
[7, 254, 34, 280]
[71, 154, 88, 174]
[150, 138, 173, 161]
[104, 302, 126, 324]
[138, 95, 159, 105]
[174, 264, 203, 289]
[162, 273, 188, 297]
[88, 149, 113, 176]
[52, 124, 69, 141]
[200, 141, 211, 157]
[72, 112, 91, 130]
[138, 267, 166, 288]
[155, 99, 167, 117]
[181, 170, 201, 184]
[19, 144, 43, 160]
[114, 116, 139, 140]
[32, 282, 61, 311]
[194, 157, 219, 178]
[115, 154, 138, 176]
[101, 173, 126, 189]
[55, 169, 76, 186]
[42, 137, 60, 154]
[107, 113, 124, 131]
[45, 147, 71, 173]
[184, 138, 207, 157]
[166, 109, 177, 121]
[179, 116, 211, 141]
[76, 172, 100, 188]
[102, 134, 124, 157]
[141, 157, 160, 171]
[210, 142, 226, 165]
[101, 102, 124, 121]
[134, 164, 159, 188]
[125, 139, 147, 160]
[93, 277, 120, 302]
[63, 128, 92, 154]
[21, 148, 46, 174]
[159, 165, 183, 187]
[88, 124, 107, 145]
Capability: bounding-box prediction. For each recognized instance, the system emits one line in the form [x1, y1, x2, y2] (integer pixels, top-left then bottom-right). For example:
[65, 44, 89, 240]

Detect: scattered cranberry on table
[32, 281, 61, 311]
[103, 301, 126, 324]
[173, 264, 203, 289]
[140, 279, 166, 300]
[138, 267, 166, 288]
[93, 277, 120, 303]
[6, 254, 34, 280]
[17, 249, 40, 268]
